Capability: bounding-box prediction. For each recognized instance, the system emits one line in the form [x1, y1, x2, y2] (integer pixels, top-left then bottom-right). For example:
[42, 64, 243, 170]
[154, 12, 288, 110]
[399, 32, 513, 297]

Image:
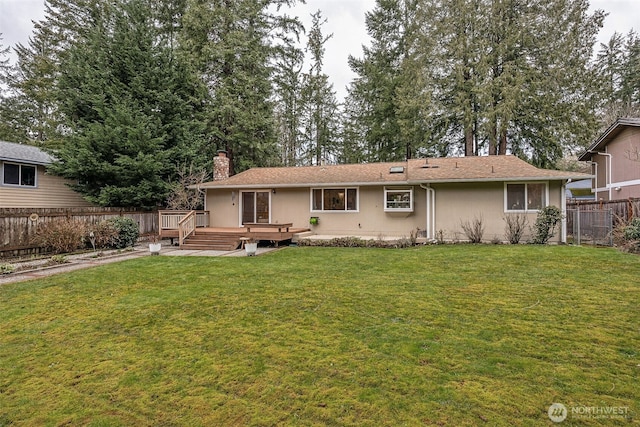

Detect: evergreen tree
[299, 10, 340, 165]
[596, 30, 640, 122]
[346, 0, 416, 162]
[7, 29, 62, 145]
[349, 0, 603, 167]
[413, 0, 604, 166]
[271, 13, 304, 166]
[0, 35, 21, 142]
[339, 84, 368, 164]
[50, 0, 207, 208]
[4, 0, 117, 147]
[181, 0, 300, 174]
[622, 32, 640, 105]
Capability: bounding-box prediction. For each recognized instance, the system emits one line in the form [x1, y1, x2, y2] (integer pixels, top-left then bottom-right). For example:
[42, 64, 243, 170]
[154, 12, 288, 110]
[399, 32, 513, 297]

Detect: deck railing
[159, 210, 209, 237]
[178, 211, 197, 247]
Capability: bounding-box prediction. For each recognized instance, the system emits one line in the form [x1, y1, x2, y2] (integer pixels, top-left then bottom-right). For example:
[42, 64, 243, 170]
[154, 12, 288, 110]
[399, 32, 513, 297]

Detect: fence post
[609, 208, 614, 247]
[575, 207, 580, 245]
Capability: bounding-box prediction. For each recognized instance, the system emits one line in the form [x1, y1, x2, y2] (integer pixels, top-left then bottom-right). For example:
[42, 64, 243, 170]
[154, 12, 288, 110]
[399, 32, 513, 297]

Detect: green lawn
[0, 245, 638, 426]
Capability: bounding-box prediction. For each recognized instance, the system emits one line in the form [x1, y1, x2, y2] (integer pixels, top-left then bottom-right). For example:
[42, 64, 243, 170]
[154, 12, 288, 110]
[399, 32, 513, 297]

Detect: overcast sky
[1, 0, 639, 101]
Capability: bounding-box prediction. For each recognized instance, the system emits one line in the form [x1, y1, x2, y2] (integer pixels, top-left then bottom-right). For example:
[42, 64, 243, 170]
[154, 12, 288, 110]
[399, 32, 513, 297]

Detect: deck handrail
[159, 210, 209, 237]
[178, 210, 196, 247]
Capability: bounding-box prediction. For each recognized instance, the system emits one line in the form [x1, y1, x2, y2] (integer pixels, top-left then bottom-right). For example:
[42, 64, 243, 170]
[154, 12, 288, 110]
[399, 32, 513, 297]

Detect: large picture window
[311, 188, 358, 211]
[384, 187, 413, 212]
[505, 182, 547, 211]
[2, 163, 37, 187]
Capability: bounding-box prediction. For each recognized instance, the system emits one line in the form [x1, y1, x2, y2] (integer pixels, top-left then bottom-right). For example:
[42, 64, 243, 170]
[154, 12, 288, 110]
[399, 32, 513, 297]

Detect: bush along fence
[0, 207, 158, 257]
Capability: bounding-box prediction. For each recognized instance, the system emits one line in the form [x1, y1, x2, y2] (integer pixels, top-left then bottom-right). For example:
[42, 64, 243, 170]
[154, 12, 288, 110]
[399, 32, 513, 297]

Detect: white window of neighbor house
[2, 163, 37, 187]
[311, 188, 358, 212]
[384, 187, 413, 212]
[505, 182, 547, 212]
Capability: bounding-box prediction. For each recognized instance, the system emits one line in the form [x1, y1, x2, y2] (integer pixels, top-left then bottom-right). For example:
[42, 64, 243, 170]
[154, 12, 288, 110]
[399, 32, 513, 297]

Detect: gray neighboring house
[0, 141, 91, 208]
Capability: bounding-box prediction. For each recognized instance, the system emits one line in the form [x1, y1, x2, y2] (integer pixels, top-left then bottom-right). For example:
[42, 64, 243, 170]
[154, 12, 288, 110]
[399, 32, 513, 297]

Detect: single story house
[0, 140, 91, 208]
[198, 152, 591, 243]
[578, 117, 640, 200]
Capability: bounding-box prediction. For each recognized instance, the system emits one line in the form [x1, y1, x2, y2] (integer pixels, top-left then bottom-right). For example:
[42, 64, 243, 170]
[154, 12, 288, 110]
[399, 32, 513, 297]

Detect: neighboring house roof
[566, 179, 595, 200]
[578, 117, 640, 161]
[199, 155, 591, 189]
[0, 141, 54, 166]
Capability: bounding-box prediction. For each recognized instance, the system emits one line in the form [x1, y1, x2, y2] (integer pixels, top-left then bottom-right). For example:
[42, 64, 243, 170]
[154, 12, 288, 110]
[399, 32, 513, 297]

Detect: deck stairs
[181, 230, 244, 251]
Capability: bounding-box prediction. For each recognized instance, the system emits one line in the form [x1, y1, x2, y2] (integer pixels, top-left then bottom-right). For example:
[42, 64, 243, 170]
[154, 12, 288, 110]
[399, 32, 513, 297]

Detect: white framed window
[384, 187, 413, 212]
[2, 162, 37, 187]
[505, 182, 548, 212]
[311, 188, 358, 212]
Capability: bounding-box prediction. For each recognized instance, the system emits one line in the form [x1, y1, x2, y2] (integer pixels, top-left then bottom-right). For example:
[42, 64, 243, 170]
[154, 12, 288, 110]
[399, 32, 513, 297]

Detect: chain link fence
[566, 208, 613, 246]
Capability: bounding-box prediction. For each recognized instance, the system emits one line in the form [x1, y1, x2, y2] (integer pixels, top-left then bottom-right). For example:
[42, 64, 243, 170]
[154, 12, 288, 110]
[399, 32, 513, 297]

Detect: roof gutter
[0, 157, 52, 166]
[194, 175, 594, 190]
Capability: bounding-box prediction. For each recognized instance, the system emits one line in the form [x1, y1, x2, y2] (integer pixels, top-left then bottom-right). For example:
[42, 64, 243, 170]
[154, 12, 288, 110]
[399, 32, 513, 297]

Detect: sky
[1, 0, 639, 101]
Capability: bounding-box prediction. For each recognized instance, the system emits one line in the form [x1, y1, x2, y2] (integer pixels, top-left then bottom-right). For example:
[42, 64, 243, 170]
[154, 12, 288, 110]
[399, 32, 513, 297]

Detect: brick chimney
[213, 150, 230, 180]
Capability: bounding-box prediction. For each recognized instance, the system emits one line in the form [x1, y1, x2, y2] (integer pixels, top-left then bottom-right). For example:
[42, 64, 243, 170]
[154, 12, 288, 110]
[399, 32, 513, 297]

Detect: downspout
[588, 160, 598, 199]
[420, 184, 435, 239]
[203, 189, 208, 225]
[561, 179, 568, 244]
[597, 152, 612, 200]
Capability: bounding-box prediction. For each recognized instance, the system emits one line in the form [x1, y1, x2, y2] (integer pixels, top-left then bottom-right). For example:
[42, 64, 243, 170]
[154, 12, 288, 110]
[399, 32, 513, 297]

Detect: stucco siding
[432, 181, 563, 243]
[206, 180, 566, 242]
[0, 166, 92, 208]
[207, 186, 425, 237]
[311, 186, 425, 237]
[206, 190, 240, 227]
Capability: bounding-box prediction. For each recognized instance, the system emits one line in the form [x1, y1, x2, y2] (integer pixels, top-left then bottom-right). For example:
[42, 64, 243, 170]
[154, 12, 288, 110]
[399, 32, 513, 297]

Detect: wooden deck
[158, 211, 309, 250]
[179, 226, 310, 251]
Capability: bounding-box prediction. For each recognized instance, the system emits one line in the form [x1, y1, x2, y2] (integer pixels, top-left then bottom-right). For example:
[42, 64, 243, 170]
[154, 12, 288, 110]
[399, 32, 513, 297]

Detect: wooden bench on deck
[243, 223, 295, 246]
[244, 223, 293, 232]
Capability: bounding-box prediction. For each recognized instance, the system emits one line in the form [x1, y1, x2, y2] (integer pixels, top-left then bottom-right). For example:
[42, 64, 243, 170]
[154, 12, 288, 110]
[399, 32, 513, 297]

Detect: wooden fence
[0, 207, 158, 257]
[567, 198, 640, 224]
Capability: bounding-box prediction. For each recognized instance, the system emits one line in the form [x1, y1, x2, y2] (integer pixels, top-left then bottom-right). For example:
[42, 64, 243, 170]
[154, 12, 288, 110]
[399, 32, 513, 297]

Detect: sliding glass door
[241, 191, 270, 224]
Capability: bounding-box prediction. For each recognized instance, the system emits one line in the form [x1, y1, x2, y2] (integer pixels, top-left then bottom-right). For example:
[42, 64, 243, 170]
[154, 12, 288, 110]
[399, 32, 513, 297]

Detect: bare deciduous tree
[165, 166, 208, 210]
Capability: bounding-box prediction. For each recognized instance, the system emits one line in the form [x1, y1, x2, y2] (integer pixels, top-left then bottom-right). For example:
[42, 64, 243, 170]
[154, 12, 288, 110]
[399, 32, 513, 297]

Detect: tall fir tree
[271, 10, 305, 166]
[350, 0, 604, 167]
[50, 0, 207, 208]
[181, 0, 300, 174]
[346, 0, 417, 162]
[299, 10, 340, 165]
[596, 30, 640, 124]
[5, 0, 117, 147]
[0, 35, 21, 142]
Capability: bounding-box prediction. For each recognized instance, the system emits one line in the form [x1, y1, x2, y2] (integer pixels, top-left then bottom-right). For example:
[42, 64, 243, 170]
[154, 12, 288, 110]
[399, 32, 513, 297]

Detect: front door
[242, 191, 270, 224]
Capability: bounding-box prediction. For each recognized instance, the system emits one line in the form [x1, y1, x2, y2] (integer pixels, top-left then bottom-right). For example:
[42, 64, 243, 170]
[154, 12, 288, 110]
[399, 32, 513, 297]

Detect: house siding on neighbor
[200, 155, 590, 243]
[579, 118, 640, 201]
[1, 141, 92, 208]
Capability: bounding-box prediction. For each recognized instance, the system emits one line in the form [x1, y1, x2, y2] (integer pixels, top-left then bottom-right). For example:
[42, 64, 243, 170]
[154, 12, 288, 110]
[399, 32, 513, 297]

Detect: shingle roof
[198, 155, 591, 189]
[0, 141, 54, 165]
[578, 117, 640, 161]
